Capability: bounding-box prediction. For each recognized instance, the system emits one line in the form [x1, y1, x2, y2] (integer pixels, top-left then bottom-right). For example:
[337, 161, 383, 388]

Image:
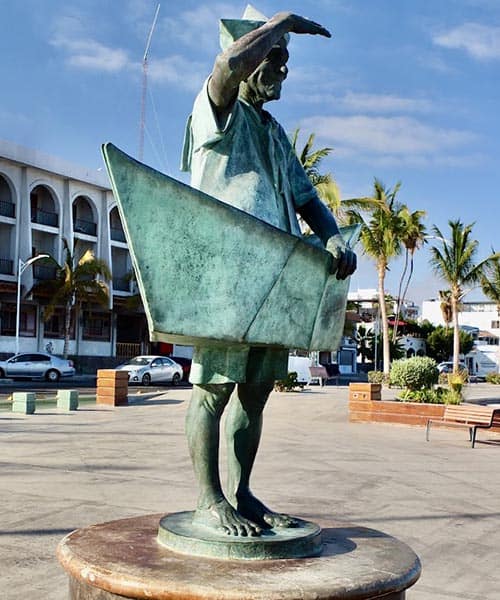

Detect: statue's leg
[226, 382, 299, 529]
[186, 383, 262, 537]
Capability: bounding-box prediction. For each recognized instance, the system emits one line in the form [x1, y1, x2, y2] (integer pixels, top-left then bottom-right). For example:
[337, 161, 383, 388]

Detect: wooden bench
[426, 404, 500, 448]
[309, 366, 339, 386]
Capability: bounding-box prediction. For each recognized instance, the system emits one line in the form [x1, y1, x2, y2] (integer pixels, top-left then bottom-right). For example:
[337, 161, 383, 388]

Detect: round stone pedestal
[57, 514, 421, 600]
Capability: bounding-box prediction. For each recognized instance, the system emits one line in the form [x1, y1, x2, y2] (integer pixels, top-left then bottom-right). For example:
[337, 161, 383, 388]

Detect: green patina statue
[181, 5, 357, 537]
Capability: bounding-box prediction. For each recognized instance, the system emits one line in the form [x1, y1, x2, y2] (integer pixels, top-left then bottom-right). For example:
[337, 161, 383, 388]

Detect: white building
[348, 288, 424, 361]
[421, 299, 500, 375]
[0, 139, 150, 362]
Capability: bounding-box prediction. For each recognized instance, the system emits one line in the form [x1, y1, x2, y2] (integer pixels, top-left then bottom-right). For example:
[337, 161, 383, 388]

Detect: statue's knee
[192, 383, 235, 417]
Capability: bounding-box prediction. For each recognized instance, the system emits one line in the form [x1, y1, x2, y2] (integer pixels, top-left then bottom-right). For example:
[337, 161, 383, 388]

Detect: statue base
[57, 513, 421, 600]
[157, 511, 322, 560]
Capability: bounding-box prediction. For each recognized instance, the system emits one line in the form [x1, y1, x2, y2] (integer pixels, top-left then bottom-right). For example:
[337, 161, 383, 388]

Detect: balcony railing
[0, 258, 13, 275]
[116, 342, 141, 358]
[110, 227, 126, 242]
[74, 218, 97, 236]
[33, 264, 58, 281]
[31, 209, 58, 227]
[113, 277, 130, 292]
[0, 200, 15, 218]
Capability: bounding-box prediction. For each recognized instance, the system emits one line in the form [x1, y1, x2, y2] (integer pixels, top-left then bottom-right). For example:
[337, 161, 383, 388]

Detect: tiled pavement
[1, 384, 499, 599]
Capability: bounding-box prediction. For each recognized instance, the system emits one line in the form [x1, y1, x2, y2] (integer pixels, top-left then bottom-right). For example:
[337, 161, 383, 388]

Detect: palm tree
[429, 220, 496, 373]
[292, 129, 380, 225]
[392, 208, 427, 342]
[355, 325, 375, 364]
[31, 239, 111, 358]
[480, 254, 500, 311]
[359, 179, 406, 375]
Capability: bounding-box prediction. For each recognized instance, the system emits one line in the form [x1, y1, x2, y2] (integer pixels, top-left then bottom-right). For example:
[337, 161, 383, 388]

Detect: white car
[0, 352, 75, 382]
[437, 361, 467, 374]
[116, 355, 183, 386]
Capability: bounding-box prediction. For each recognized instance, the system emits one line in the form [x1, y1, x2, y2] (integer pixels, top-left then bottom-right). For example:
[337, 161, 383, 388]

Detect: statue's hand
[326, 234, 357, 280]
[274, 13, 331, 38]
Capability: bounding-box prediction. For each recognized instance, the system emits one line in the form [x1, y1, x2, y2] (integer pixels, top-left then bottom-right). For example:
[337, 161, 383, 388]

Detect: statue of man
[181, 6, 357, 537]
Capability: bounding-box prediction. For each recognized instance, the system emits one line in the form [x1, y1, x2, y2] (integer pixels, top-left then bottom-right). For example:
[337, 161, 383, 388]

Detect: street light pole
[15, 254, 49, 355]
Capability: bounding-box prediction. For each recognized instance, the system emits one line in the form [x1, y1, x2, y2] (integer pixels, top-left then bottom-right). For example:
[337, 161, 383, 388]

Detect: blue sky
[2, 0, 499, 308]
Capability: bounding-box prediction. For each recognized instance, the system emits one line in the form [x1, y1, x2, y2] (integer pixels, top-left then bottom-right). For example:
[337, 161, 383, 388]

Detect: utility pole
[139, 3, 160, 162]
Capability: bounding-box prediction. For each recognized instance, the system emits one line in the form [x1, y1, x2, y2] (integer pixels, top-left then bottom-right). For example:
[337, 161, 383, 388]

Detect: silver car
[115, 355, 183, 386]
[0, 353, 75, 382]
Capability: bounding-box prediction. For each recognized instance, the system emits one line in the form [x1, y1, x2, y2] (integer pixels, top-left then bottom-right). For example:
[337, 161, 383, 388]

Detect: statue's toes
[263, 512, 299, 529]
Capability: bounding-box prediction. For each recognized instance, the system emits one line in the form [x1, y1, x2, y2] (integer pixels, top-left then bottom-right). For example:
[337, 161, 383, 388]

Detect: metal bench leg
[471, 427, 477, 448]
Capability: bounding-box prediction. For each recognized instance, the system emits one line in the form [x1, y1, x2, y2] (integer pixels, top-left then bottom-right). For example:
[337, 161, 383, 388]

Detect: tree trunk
[400, 250, 415, 327]
[393, 249, 409, 343]
[63, 301, 72, 359]
[452, 291, 460, 373]
[378, 263, 391, 375]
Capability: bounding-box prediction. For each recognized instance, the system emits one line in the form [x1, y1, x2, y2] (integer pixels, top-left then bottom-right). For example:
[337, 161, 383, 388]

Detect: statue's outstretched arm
[208, 13, 331, 118]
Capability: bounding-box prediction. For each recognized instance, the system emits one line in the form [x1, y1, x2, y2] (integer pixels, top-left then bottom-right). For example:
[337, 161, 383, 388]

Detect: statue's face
[246, 41, 289, 104]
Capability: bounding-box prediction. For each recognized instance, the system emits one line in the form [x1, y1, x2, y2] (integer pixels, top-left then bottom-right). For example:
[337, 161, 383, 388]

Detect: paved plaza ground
[1, 383, 500, 599]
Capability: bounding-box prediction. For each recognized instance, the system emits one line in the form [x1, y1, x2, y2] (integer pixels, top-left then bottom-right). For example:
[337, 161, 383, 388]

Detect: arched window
[73, 195, 97, 236]
[109, 206, 126, 242]
[0, 174, 15, 218]
[31, 185, 58, 227]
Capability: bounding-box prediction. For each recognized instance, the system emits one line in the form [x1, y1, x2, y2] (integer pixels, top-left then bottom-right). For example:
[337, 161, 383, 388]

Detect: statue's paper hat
[219, 4, 289, 50]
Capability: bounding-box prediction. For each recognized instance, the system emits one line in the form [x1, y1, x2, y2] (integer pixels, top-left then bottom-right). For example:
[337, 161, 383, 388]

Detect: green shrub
[274, 372, 303, 392]
[367, 371, 389, 385]
[397, 386, 461, 404]
[486, 372, 500, 384]
[389, 357, 439, 391]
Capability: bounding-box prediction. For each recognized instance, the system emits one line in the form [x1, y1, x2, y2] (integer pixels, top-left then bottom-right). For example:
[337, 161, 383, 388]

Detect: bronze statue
[181, 6, 357, 537]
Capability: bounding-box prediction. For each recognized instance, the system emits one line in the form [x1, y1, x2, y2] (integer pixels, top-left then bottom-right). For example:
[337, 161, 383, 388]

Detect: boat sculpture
[102, 143, 358, 351]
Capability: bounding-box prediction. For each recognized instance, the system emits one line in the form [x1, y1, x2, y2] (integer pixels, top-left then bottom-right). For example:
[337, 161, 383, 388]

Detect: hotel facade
[0, 140, 148, 362]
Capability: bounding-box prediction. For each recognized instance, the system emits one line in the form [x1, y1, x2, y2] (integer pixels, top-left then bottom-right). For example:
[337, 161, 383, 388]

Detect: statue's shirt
[182, 78, 316, 235]
[181, 79, 315, 384]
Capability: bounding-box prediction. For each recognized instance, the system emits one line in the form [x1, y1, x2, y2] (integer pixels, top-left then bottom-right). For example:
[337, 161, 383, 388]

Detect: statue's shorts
[189, 345, 289, 384]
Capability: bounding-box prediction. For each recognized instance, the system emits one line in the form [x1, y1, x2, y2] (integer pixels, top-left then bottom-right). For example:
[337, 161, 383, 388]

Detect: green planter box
[12, 392, 36, 414]
[57, 390, 79, 411]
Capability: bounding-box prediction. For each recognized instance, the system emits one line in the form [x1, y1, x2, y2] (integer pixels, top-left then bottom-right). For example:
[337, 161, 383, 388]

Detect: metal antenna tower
[139, 3, 160, 161]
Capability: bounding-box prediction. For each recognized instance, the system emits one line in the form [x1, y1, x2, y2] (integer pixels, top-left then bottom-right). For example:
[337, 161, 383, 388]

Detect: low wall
[349, 391, 500, 431]
[349, 395, 445, 426]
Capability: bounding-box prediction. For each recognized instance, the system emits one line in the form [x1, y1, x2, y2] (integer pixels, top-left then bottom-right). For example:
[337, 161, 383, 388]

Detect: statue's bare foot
[236, 492, 299, 529]
[193, 498, 262, 537]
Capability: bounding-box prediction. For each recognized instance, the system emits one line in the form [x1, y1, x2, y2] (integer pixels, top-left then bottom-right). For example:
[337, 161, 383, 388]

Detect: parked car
[169, 356, 192, 381]
[0, 353, 75, 382]
[437, 361, 467, 374]
[115, 355, 183, 386]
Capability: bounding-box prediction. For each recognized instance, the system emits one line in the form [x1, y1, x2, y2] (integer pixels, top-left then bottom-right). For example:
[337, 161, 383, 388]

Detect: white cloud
[0, 109, 31, 126]
[159, 3, 239, 52]
[299, 115, 478, 166]
[58, 38, 131, 72]
[148, 55, 208, 92]
[341, 92, 434, 114]
[49, 12, 208, 91]
[434, 23, 500, 60]
[51, 14, 134, 73]
[291, 90, 434, 114]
